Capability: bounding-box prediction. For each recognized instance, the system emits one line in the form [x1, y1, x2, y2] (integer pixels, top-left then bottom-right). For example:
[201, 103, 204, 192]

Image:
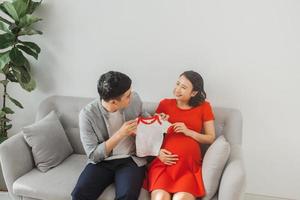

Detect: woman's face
[173, 75, 197, 103]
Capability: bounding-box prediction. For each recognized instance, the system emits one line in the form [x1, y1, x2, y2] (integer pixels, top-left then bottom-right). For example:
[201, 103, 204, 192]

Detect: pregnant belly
[162, 132, 201, 160]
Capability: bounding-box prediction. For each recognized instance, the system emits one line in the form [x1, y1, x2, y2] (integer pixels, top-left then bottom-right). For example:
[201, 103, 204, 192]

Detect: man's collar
[97, 99, 124, 118]
[97, 99, 109, 118]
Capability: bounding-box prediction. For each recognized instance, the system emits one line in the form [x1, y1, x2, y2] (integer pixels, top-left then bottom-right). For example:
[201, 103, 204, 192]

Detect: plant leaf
[5, 124, 12, 131]
[0, 117, 11, 123]
[20, 76, 36, 91]
[19, 27, 42, 35]
[24, 58, 30, 72]
[6, 71, 18, 82]
[17, 44, 38, 59]
[0, 114, 11, 123]
[12, 65, 31, 83]
[0, 4, 11, 20]
[0, 111, 5, 118]
[19, 14, 42, 28]
[9, 23, 20, 34]
[9, 47, 31, 71]
[9, 47, 27, 66]
[0, 21, 10, 33]
[0, 51, 10, 70]
[0, 136, 8, 144]
[1, 2, 19, 21]
[19, 40, 40, 53]
[0, 79, 9, 86]
[1, 62, 10, 74]
[27, 0, 42, 14]
[0, 33, 15, 49]
[12, 0, 29, 19]
[2, 107, 14, 114]
[6, 93, 24, 108]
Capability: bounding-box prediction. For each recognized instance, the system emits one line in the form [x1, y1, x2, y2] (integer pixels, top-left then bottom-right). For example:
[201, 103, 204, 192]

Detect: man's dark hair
[97, 71, 132, 101]
[180, 70, 206, 107]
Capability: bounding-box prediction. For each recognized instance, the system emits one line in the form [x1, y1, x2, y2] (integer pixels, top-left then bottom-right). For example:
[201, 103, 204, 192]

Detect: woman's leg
[151, 189, 171, 200]
[172, 192, 195, 200]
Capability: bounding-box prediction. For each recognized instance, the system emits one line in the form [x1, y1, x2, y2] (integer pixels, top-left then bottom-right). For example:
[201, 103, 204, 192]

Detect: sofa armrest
[218, 145, 246, 200]
[0, 133, 34, 200]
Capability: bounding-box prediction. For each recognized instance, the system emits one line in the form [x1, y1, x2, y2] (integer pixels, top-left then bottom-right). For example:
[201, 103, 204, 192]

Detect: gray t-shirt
[105, 110, 135, 160]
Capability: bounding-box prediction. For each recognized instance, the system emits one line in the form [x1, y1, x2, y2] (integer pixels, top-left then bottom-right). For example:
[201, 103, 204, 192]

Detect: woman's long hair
[180, 70, 206, 107]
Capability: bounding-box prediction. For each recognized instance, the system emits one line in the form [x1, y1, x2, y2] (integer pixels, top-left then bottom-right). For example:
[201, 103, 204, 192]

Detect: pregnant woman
[145, 70, 216, 200]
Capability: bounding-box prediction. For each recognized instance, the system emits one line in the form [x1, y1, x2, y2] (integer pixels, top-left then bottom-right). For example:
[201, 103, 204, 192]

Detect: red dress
[144, 99, 214, 197]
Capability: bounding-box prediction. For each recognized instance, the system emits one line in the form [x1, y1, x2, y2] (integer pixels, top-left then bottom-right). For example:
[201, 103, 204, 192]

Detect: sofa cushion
[202, 135, 230, 200]
[23, 111, 74, 172]
[13, 154, 150, 200]
[13, 154, 86, 200]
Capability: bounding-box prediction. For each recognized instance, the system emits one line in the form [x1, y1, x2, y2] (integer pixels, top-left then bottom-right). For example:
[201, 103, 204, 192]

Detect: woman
[145, 70, 216, 200]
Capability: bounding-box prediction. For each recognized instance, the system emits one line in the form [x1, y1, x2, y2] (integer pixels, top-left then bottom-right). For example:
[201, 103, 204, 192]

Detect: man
[72, 71, 147, 200]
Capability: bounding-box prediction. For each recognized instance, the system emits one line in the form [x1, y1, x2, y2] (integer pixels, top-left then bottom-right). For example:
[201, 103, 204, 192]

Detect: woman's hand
[158, 149, 179, 165]
[173, 122, 190, 136]
[157, 113, 169, 121]
[172, 121, 216, 144]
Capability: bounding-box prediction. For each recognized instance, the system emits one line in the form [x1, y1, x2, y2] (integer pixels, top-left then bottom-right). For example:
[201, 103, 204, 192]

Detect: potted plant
[0, 0, 42, 143]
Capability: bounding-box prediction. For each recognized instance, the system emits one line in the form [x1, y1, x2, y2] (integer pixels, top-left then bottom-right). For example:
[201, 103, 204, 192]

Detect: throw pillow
[202, 135, 231, 200]
[23, 111, 73, 172]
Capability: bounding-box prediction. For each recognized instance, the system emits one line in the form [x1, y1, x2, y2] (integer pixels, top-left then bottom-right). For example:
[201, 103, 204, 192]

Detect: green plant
[0, 0, 42, 143]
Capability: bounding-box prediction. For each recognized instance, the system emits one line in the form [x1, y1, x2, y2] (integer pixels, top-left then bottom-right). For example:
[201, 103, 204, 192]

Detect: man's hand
[118, 119, 138, 137]
[105, 119, 137, 156]
[158, 149, 179, 165]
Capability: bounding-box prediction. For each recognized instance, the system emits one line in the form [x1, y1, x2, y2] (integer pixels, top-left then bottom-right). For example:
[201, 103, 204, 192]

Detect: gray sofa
[0, 95, 246, 200]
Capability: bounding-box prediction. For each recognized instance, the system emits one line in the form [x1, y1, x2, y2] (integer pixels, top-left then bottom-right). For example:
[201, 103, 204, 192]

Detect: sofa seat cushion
[13, 154, 87, 200]
[13, 154, 150, 200]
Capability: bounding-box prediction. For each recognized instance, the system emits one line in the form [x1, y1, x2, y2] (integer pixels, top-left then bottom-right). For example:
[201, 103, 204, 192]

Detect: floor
[0, 193, 9, 200]
[0, 192, 295, 200]
[244, 194, 296, 200]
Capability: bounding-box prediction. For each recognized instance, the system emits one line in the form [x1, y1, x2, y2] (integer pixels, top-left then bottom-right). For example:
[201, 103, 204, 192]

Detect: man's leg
[71, 163, 114, 200]
[114, 159, 146, 200]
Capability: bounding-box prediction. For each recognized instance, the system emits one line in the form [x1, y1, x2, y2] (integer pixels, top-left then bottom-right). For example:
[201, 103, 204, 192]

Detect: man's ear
[109, 99, 117, 105]
[191, 91, 198, 97]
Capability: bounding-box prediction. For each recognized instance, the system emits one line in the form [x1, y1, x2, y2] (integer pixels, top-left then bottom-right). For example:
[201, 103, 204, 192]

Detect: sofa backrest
[36, 95, 243, 155]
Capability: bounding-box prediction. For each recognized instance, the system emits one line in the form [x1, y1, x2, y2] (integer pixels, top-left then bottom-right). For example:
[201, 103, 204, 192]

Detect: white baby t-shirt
[135, 115, 171, 157]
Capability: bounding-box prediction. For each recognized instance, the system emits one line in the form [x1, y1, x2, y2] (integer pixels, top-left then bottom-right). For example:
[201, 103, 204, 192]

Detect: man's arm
[79, 110, 108, 163]
[104, 120, 138, 154]
[79, 110, 138, 163]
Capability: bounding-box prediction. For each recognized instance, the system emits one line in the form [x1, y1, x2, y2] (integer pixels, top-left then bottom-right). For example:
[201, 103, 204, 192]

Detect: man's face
[115, 87, 132, 109]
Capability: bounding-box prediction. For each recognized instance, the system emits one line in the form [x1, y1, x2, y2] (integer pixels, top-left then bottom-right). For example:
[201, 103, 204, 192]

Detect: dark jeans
[71, 157, 145, 200]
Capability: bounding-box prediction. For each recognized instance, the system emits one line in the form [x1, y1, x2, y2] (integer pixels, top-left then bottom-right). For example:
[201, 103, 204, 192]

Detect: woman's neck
[176, 100, 191, 109]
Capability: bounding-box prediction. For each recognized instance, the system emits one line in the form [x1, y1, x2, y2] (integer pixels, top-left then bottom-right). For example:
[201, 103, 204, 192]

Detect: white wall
[3, 0, 300, 199]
